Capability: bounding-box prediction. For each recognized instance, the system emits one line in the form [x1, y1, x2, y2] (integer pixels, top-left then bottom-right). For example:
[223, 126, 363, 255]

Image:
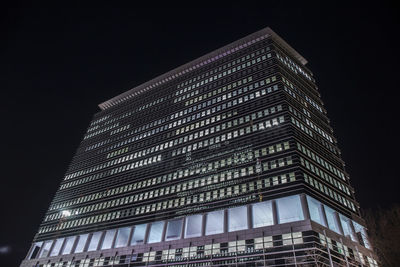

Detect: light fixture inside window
[61, 210, 71, 217]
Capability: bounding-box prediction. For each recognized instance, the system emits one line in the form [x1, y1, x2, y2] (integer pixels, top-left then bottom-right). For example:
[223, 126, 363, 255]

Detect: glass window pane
[115, 227, 131, 248]
[166, 219, 183, 241]
[74, 234, 89, 253]
[88, 231, 102, 251]
[339, 214, 356, 241]
[353, 220, 371, 249]
[62, 236, 76, 255]
[39, 240, 53, 258]
[28, 241, 43, 259]
[50, 238, 64, 256]
[148, 221, 164, 243]
[276, 195, 304, 224]
[101, 229, 116, 249]
[306, 195, 326, 226]
[131, 224, 147, 245]
[324, 205, 340, 233]
[206, 210, 224, 235]
[185, 214, 202, 238]
[228, 206, 248, 232]
[252, 201, 273, 228]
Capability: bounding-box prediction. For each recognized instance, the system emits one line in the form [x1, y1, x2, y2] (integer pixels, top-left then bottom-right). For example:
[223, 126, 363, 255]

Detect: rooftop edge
[98, 27, 307, 110]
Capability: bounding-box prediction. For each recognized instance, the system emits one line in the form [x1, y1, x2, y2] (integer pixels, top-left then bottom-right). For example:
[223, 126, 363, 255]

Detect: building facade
[21, 27, 377, 267]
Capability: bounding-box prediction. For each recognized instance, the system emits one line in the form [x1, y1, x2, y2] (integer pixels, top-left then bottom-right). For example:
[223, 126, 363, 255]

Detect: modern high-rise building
[21, 27, 377, 267]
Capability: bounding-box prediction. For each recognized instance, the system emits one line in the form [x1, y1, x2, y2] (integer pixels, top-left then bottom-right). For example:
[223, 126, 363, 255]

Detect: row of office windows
[42, 160, 296, 232]
[97, 31, 274, 112]
[290, 116, 337, 155]
[318, 233, 377, 266]
[276, 51, 312, 81]
[28, 232, 378, 267]
[51, 141, 290, 211]
[47, 150, 293, 222]
[60, 111, 284, 191]
[75, 73, 274, 172]
[300, 156, 352, 203]
[304, 173, 356, 212]
[82, 72, 274, 158]
[83, 123, 120, 140]
[176, 46, 271, 95]
[181, 55, 273, 106]
[66, 106, 281, 187]
[288, 105, 334, 144]
[85, 96, 167, 142]
[31, 194, 370, 261]
[282, 76, 323, 114]
[86, 44, 272, 144]
[32, 194, 305, 259]
[64, 78, 279, 182]
[300, 155, 349, 197]
[297, 142, 345, 180]
[174, 52, 272, 104]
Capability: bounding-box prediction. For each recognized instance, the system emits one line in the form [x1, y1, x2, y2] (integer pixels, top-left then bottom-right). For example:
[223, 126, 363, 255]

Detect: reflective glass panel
[228, 206, 248, 232]
[101, 229, 116, 249]
[339, 214, 356, 241]
[62, 236, 76, 255]
[131, 224, 147, 245]
[166, 219, 183, 241]
[115, 227, 131, 248]
[39, 240, 53, 258]
[185, 214, 202, 238]
[28, 241, 43, 259]
[324, 205, 340, 233]
[148, 221, 164, 243]
[206, 210, 224, 235]
[252, 201, 273, 228]
[50, 238, 64, 256]
[74, 234, 89, 253]
[353, 220, 371, 249]
[307, 195, 326, 226]
[276, 195, 304, 223]
[88, 231, 102, 251]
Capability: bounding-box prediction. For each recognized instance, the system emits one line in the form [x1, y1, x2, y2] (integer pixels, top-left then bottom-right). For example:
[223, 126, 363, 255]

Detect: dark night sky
[1, 2, 399, 266]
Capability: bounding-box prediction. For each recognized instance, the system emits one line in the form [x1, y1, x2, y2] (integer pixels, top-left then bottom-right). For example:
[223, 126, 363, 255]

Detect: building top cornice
[98, 27, 307, 110]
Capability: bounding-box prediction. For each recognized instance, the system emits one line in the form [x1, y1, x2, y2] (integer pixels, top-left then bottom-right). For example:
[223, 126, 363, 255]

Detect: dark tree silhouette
[363, 204, 400, 267]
